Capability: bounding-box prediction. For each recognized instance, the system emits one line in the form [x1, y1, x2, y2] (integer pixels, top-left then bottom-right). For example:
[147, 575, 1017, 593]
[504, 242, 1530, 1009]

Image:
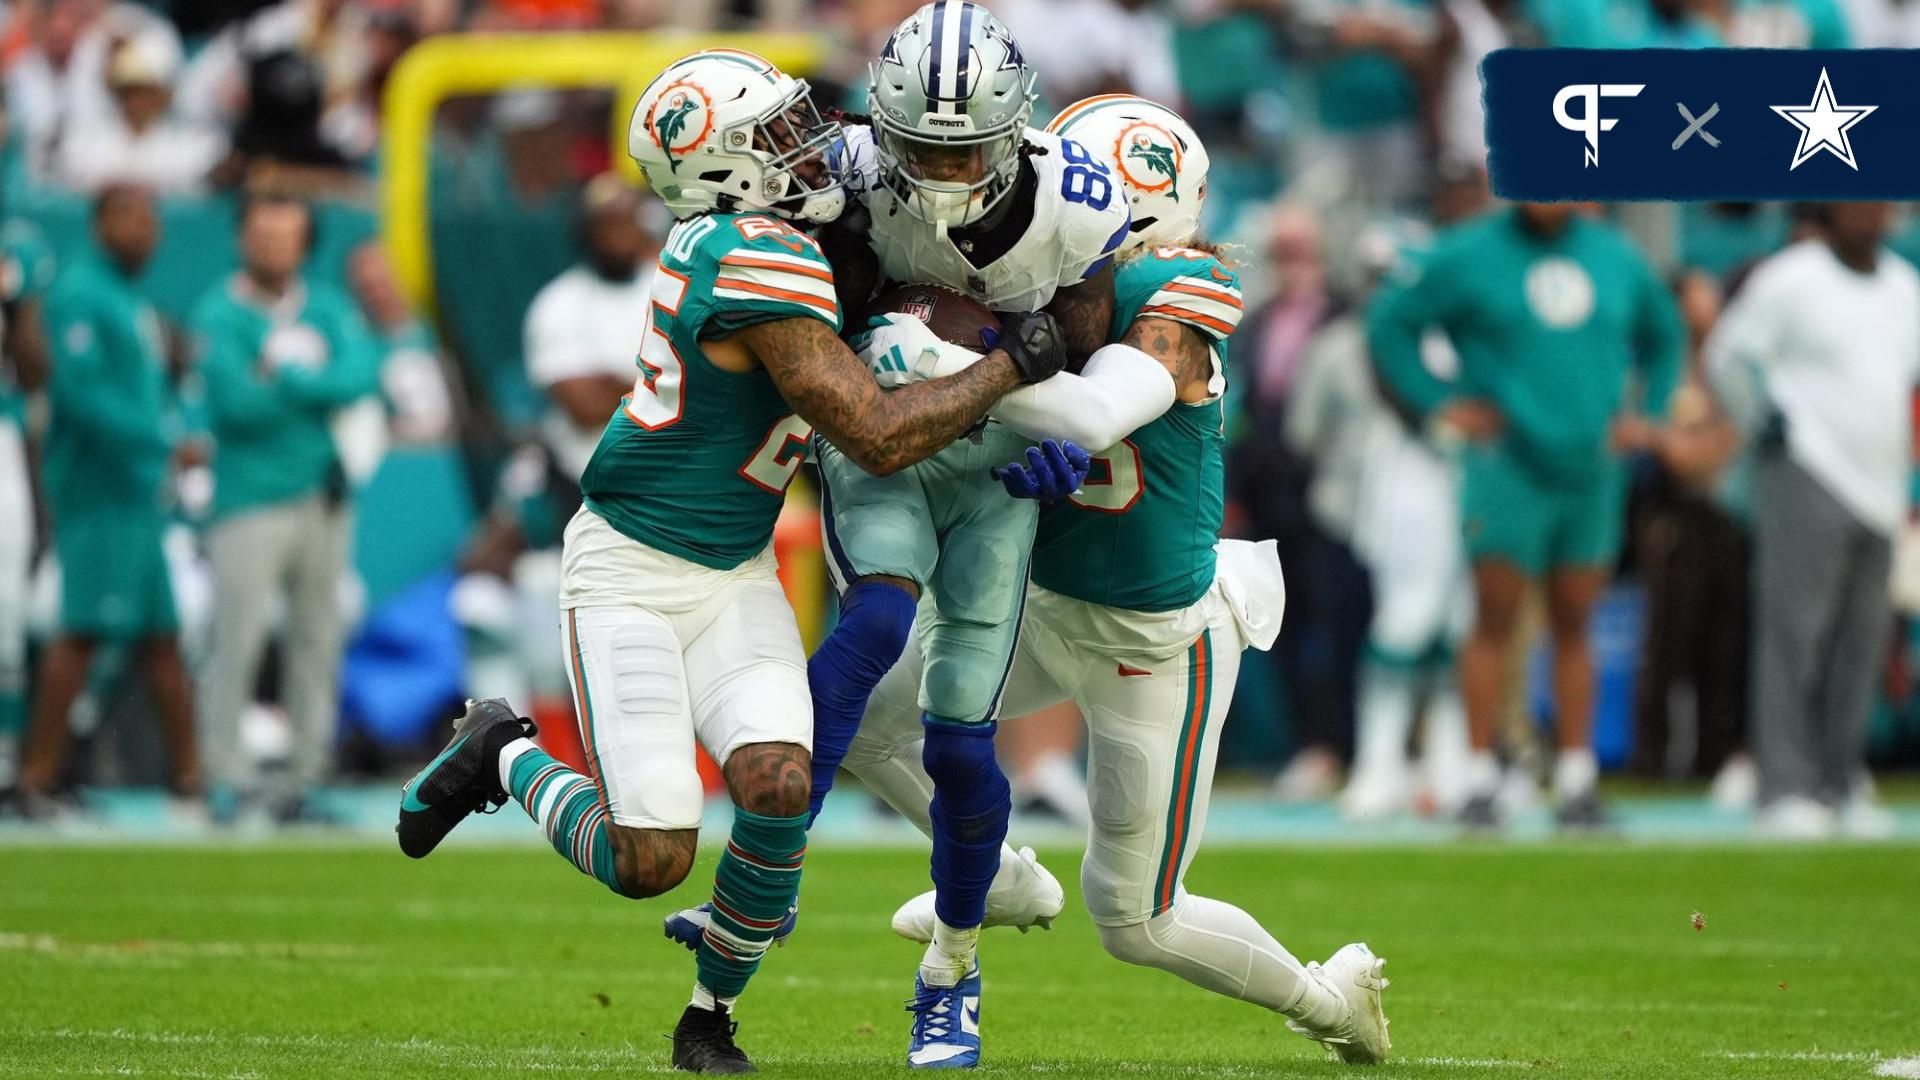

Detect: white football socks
[1554, 747, 1598, 800]
[1096, 896, 1344, 1029]
[1466, 749, 1502, 797]
[496, 736, 535, 793]
[690, 983, 738, 1012]
[920, 919, 981, 988]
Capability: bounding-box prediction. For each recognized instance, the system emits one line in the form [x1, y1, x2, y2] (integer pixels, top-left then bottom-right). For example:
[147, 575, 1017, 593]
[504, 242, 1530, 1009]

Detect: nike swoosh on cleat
[400, 730, 477, 813]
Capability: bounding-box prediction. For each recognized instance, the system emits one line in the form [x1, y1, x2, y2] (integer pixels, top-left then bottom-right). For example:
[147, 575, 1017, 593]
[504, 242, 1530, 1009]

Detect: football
[868, 282, 1001, 352]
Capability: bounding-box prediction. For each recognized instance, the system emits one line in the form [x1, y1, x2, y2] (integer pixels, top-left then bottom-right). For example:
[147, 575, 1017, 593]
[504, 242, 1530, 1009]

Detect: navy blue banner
[1484, 49, 1920, 200]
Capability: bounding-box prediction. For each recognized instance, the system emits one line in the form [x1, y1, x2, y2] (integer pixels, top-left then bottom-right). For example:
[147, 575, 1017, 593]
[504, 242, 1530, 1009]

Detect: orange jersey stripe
[718, 254, 836, 283]
[1161, 280, 1244, 309]
[714, 277, 838, 315]
[1141, 304, 1235, 336]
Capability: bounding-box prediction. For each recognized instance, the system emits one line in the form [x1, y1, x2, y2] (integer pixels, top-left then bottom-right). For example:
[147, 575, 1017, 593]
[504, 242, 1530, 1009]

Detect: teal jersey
[1, 217, 56, 426]
[1030, 248, 1244, 613]
[190, 276, 381, 518]
[1368, 208, 1684, 484]
[41, 254, 176, 517]
[581, 212, 841, 571]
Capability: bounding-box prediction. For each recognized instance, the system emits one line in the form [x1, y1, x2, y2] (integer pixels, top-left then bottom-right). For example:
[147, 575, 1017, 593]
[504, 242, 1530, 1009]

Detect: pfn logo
[1553, 83, 1645, 167]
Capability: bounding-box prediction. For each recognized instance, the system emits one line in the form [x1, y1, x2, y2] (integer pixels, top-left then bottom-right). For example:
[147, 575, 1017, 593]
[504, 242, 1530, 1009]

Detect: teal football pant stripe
[697, 807, 807, 999]
[508, 746, 625, 895]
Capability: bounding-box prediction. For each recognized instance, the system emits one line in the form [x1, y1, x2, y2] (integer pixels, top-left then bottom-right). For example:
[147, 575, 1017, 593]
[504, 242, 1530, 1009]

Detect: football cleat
[395, 699, 534, 859]
[671, 1003, 756, 1073]
[663, 902, 799, 952]
[891, 847, 1065, 942]
[1287, 942, 1391, 1064]
[906, 962, 982, 1069]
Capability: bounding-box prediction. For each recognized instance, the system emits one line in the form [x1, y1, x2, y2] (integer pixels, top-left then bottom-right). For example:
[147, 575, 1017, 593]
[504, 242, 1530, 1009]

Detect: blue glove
[991, 440, 1092, 502]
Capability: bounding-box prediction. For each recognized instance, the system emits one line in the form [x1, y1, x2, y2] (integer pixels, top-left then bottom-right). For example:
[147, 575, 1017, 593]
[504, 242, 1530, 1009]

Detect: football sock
[1554, 747, 1598, 800]
[923, 721, 1010, 930]
[689, 984, 737, 1012]
[806, 580, 918, 825]
[1351, 661, 1416, 783]
[920, 918, 981, 988]
[1466, 749, 1502, 797]
[1095, 895, 1341, 1026]
[500, 739, 624, 895]
[695, 807, 808, 1000]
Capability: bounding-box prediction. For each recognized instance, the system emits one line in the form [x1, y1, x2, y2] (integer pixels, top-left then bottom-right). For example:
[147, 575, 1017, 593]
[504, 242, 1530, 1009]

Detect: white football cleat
[891, 846, 1065, 942]
[1287, 942, 1391, 1064]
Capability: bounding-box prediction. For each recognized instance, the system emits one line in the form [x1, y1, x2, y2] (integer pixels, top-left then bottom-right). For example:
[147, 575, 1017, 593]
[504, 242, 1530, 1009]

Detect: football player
[799, 6, 1183, 1069]
[394, 48, 1070, 1074]
[843, 96, 1394, 1064]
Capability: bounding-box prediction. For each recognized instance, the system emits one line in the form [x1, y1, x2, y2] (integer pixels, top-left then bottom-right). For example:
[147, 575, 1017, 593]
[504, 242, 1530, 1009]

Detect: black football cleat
[396, 699, 534, 858]
[671, 1004, 757, 1074]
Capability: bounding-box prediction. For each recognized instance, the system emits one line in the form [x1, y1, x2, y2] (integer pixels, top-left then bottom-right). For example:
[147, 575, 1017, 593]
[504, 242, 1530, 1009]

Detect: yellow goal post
[378, 31, 827, 314]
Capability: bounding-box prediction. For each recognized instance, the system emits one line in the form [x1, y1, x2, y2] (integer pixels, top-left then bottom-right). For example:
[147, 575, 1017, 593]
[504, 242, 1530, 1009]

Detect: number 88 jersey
[579, 211, 839, 571]
[854, 127, 1132, 313]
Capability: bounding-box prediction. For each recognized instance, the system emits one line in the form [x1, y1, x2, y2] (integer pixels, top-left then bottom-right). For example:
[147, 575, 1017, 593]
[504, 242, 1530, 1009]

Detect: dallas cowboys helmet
[867, 1, 1038, 232]
[1046, 94, 1209, 252]
[627, 48, 845, 223]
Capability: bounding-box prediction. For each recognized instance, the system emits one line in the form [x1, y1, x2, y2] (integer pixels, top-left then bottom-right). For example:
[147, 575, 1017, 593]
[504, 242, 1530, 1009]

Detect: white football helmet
[1046, 94, 1208, 252]
[867, 1, 1038, 232]
[627, 48, 845, 223]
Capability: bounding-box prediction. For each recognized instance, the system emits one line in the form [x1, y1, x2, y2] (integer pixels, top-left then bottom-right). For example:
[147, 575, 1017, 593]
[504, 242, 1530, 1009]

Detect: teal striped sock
[507, 746, 624, 895]
[696, 808, 807, 999]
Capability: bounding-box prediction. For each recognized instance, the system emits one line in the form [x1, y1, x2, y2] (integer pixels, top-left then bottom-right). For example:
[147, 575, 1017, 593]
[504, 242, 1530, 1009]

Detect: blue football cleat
[906, 962, 981, 1069]
[663, 902, 799, 952]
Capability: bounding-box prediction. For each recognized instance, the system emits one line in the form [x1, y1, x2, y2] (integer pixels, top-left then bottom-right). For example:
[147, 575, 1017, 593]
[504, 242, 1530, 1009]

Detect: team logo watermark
[1486, 49, 1910, 199]
[1771, 67, 1875, 171]
[647, 80, 714, 173]
[1552, 83, 1644, 167]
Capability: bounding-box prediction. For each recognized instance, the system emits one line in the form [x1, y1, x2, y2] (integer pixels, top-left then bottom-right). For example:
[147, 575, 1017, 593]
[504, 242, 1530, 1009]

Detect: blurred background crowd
[3, 0, 1919, 838]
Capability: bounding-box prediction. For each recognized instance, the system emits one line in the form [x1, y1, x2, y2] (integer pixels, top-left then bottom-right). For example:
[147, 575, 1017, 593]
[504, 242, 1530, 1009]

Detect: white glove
[855, 312, 982, 388]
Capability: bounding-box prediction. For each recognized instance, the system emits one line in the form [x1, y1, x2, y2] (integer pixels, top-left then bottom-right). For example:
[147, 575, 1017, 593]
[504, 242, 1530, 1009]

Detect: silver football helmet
[867, 1, 1038, 232]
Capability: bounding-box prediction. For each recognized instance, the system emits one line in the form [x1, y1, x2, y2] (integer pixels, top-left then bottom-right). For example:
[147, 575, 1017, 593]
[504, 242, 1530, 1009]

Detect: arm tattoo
[1047, 264, 1117, 367]
[743, 317, 1021, 475]
[1124, 316, 1213, 398]
[722, 741, 812, 818]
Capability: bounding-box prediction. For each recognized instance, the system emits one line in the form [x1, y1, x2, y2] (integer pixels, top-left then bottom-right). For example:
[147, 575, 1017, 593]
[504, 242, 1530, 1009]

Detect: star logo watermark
[1771, 67, 1877, 171]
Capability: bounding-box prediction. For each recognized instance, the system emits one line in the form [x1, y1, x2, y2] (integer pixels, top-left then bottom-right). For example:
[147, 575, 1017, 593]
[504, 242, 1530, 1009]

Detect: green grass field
[2, 842, 1916, 1079]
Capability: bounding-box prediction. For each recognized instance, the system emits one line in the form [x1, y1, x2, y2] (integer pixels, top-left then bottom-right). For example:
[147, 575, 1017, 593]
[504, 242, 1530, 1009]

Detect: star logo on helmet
[987, 23, 1025, 71]
[1114, 122, 1182, 199]
[880, 29, 906, 66]
[647, 80, 714, 173]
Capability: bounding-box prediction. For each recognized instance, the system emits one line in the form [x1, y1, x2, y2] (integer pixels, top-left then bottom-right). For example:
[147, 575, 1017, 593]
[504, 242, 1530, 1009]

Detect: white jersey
[843, 125, 1131, 313]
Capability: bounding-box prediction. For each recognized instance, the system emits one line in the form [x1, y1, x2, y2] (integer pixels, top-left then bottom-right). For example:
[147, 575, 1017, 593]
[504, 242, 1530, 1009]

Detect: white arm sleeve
[990, 343, 1177, 452]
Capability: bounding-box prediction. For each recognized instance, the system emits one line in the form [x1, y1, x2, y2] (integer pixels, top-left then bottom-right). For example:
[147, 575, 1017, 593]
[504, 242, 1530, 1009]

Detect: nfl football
[868, 283, 1001, 352]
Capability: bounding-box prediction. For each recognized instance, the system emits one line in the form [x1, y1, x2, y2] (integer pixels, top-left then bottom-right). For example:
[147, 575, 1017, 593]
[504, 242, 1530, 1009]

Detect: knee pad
[921, 722, 1009, 837]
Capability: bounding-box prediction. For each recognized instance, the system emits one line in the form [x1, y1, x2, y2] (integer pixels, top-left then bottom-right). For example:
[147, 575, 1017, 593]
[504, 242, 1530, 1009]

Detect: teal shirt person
[42, 248, 184, 638]
[1308, 0, 1432, 132]
[1, 218, 56, 427]
[1369, 207, 1683, 483]
[1369, 206, 1682, 573]
[191, 276, 380, 519]
[42, 252, 178, 517]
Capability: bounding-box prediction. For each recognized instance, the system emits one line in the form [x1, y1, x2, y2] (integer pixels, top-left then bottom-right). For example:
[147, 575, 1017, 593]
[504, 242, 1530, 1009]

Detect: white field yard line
[1874, 1060, 1920, 1079]
[0, 932, 365, 960]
